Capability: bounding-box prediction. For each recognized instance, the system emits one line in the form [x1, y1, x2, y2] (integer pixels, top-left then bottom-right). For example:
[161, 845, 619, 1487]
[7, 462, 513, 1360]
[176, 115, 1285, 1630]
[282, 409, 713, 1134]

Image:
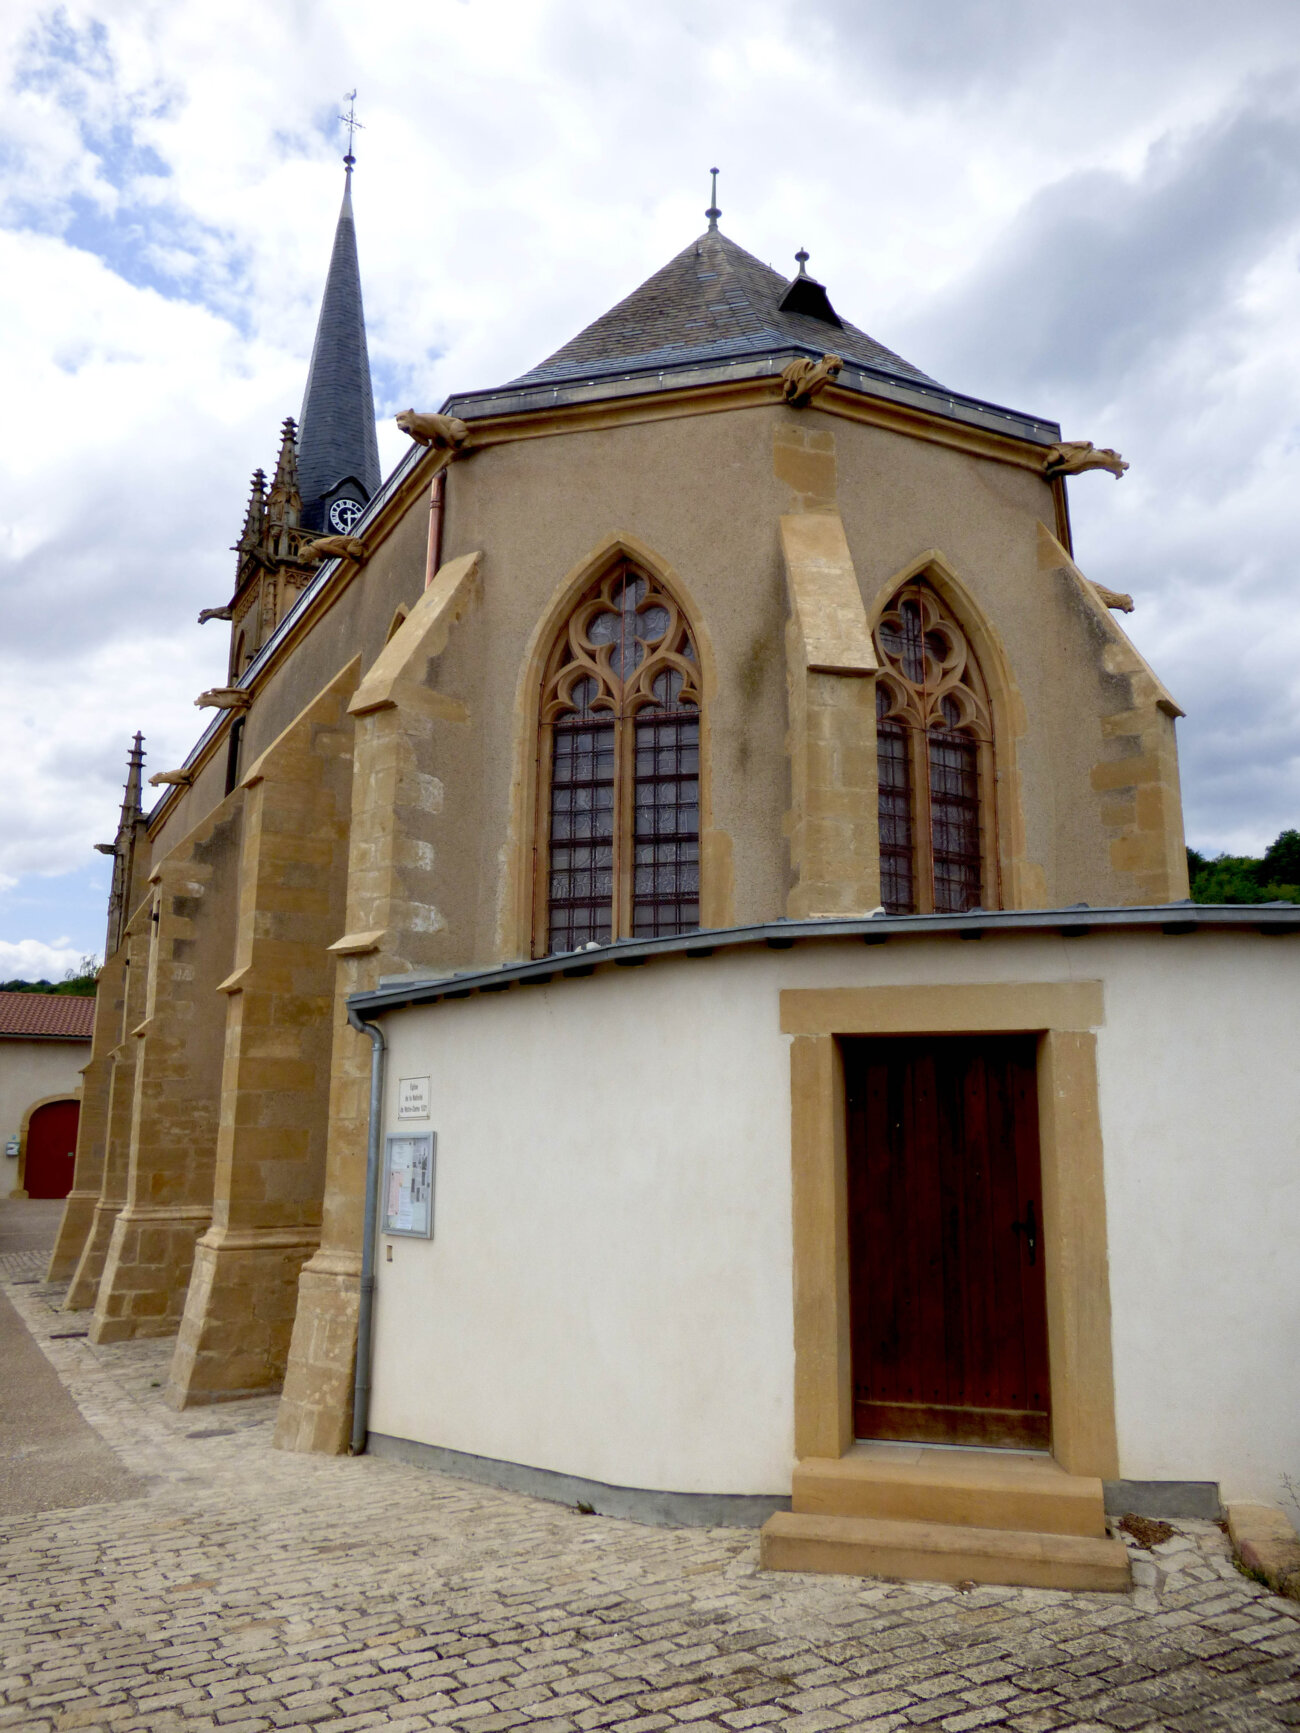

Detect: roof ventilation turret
[778, 249, 843, 328]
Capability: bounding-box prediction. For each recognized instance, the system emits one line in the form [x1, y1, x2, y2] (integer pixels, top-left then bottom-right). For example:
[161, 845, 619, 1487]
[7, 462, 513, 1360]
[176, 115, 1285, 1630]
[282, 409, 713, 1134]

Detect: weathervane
[706, 167, 721, 232]
[339, 90, 364, 172]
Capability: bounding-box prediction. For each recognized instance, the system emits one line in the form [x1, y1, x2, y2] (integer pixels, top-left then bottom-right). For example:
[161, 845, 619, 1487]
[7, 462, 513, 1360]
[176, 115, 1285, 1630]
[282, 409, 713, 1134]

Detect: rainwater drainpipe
[348, 1006, 387, 1455]
[423, 466, 445, 590]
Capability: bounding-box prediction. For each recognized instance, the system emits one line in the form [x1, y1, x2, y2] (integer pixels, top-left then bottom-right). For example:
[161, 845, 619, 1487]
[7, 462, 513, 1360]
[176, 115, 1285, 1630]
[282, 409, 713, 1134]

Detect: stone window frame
[867, 551, 1034, 914]
[534, 559, 704, 952]
[874, 576, 999, 915]
[501, 535, 728, 962]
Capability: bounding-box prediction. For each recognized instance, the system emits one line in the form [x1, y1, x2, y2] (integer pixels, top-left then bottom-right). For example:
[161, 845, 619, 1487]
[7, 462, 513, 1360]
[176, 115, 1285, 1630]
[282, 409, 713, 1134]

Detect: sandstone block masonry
[89, 799, 243, 1344]
[277, 555, 480, 1454]
[167, 662, 359, 1408]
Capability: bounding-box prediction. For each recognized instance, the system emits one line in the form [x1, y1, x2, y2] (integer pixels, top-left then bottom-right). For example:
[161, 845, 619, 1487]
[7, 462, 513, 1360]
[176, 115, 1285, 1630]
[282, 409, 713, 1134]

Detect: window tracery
[874, 580, 995, 915]
[538, 563, 702, 953]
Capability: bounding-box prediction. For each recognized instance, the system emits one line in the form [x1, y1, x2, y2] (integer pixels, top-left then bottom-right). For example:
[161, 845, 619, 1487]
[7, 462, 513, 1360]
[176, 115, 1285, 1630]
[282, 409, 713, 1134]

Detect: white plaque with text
[397, 1076, 431, 1119]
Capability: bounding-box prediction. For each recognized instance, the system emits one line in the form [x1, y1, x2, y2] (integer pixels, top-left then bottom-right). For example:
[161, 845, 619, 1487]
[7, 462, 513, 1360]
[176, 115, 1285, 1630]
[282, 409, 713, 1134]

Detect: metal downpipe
[348, 1008, 387, 1455]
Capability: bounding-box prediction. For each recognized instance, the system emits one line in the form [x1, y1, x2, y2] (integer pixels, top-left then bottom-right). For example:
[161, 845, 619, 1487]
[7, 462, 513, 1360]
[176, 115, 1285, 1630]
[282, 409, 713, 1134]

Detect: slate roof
[296, 171, 382, 525]
[509, 228, 939, 390]
[0, 992, 95, 1040]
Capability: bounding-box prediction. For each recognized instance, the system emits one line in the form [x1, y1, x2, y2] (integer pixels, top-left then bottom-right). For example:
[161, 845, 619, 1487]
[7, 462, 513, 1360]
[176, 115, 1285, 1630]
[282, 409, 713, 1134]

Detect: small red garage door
[24, 1099, 79, 1199]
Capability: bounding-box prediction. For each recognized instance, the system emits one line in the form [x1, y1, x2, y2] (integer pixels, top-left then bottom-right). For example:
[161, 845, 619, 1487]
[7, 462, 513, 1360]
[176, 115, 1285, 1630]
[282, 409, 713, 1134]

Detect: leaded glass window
[873, 581, 995, 915]
[538, 565, 702, 953]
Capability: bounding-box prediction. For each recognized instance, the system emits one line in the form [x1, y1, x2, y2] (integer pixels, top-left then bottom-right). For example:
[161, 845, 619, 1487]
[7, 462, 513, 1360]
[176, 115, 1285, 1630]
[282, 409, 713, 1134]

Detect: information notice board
[382, 1133, 435, 1238]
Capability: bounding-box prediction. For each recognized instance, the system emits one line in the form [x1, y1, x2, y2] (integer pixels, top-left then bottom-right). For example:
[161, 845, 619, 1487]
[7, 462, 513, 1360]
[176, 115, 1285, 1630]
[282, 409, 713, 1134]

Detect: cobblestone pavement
[1, 1257, 1298, 1733]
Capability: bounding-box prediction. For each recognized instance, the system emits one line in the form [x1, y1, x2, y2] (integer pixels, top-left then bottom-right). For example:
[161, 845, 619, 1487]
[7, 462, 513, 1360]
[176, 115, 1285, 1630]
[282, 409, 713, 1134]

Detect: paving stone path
[1, 1256, 1298, 1733]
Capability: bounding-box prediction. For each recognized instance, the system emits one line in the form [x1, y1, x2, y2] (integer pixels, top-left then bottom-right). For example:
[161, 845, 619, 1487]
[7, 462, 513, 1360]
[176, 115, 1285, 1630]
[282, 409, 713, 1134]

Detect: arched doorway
[22, 1098, 79, 1199]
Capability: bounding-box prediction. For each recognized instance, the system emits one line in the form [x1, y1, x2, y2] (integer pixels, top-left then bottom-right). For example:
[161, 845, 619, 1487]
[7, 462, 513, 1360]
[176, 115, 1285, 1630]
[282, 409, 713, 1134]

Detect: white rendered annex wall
[367, 930, 1300, 1511]
[0, 1039, 87, 1143]
[369, 953, 797, 1496]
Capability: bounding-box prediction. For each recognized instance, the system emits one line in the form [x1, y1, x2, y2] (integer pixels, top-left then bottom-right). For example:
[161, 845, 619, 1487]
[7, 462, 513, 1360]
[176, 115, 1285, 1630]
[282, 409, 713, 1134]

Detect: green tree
[0, 956, 99, 997]
[1187, 829, 1300, 905]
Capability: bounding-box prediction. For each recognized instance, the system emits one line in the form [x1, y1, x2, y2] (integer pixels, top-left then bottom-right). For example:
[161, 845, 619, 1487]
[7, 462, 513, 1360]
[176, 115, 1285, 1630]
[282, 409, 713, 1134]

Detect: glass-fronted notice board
[382, 1132, 435, 1238]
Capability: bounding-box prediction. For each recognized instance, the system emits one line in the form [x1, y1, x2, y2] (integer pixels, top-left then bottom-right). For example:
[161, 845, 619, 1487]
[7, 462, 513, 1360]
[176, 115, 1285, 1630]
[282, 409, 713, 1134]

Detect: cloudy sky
[2, 1, 1299, 977]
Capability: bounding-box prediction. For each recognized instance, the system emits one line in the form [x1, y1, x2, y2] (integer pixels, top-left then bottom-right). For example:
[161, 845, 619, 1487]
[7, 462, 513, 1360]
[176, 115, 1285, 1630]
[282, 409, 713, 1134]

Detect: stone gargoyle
[195, 688, 252, 712]
[781, 353, 843, 407]
[1044, 441, 1129, 479]
[303, 535, 367, 562]
[197, 606, 234, 624]
[395, 409, 470, 450]
[1092, 583, 1135, 613]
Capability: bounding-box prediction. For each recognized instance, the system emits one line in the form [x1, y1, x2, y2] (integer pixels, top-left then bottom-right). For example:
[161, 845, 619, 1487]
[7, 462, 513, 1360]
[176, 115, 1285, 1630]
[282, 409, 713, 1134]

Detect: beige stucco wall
[136, 395, 1184, 991]
[0, 1039, 87, 1144]
[367, 927, 1299, 1508]
[427, 400, 1181, 961]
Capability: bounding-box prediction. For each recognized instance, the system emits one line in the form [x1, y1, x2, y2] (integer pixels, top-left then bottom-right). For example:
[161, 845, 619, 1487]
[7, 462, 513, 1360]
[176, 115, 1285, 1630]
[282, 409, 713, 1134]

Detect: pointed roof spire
[102, 732, 145, 959]
[296, 112, 381, 533]
[120, 732, 145, 827]
[267, 418, 301, 527]
[237, 468, 267, 552]
[510, 229, 927, 390]
[705, 167, 721, 233]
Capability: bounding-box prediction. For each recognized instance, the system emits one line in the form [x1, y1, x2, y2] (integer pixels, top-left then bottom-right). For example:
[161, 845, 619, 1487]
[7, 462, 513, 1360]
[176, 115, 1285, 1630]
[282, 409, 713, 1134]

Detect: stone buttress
[89, 797, 243, 1342]
[64, 910, 150, 1309]
[167, 662, 359, 1407]
[275, 553, 481, 1452]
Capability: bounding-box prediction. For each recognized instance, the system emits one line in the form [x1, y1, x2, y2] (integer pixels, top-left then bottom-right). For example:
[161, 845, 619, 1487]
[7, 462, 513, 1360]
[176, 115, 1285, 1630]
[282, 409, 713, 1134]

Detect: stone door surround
[782, 979, 1119, 1480]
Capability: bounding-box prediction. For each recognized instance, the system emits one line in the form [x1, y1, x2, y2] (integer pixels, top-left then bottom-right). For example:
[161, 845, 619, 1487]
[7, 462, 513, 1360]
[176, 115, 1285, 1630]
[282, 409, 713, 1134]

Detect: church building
[50, 156, 1299, 1592]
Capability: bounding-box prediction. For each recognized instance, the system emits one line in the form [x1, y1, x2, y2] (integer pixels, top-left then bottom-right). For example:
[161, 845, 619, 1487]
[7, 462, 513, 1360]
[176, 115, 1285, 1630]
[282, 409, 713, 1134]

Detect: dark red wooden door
[844, 1035, 1050, 1449]
[24, 1099, 79, 1199]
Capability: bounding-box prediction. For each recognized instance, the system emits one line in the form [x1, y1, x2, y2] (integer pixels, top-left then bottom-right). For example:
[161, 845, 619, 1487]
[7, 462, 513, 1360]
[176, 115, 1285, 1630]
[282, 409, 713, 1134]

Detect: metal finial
[339, 89, 364, 171]
[705, 166, 721, 232]
[795, 248, 810, 276]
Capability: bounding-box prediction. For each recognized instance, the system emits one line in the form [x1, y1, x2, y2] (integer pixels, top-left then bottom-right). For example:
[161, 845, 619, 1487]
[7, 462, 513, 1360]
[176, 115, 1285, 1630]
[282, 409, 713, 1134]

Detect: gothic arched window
[874, 580, 995, 915]
[538, 563, 702, 954]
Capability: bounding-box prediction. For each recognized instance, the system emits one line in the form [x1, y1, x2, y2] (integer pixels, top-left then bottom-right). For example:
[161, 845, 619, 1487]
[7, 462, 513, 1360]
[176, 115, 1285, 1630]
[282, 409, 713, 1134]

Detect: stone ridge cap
[353, 903, 1300, 1015]
[440, 353, 1062, 446]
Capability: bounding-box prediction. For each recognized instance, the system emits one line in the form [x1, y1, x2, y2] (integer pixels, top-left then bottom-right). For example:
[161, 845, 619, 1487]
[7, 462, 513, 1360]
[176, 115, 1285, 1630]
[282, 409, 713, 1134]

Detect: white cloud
[0, 938, 88, 982]
[2, 0, 1299, 968]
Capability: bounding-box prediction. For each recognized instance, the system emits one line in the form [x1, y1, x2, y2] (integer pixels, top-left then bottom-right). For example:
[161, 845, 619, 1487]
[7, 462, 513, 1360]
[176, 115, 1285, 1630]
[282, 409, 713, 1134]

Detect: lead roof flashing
[349, 904, 1300, 1019]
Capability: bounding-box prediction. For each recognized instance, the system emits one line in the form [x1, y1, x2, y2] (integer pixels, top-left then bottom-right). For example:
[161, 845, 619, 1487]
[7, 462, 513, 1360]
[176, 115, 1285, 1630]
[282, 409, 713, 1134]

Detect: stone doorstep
[760, 1510, 1131, 1592]
[769, 1443, 1124, 1592]
[791, 1442, 1108, 1539]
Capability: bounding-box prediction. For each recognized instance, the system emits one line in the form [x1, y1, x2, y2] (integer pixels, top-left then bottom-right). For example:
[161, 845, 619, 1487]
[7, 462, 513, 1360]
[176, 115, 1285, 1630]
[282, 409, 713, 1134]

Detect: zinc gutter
[349, 903, 1300, 1019]
[443, 347, 1061, 448]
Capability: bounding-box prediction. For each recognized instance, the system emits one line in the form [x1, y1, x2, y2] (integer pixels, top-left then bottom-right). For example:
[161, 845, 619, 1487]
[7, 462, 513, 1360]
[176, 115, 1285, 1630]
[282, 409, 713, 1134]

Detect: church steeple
[296, 160, 381, 534]
[198, 113, 381, 667]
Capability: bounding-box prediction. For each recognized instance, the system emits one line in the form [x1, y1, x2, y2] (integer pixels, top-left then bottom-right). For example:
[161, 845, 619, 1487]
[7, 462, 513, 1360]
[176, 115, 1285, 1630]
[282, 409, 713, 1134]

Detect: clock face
[329, 496, 363, 533]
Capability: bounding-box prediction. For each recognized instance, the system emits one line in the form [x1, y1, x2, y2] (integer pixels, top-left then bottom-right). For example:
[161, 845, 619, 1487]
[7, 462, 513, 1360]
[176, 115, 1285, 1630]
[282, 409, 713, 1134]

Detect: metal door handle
[1012, 1198, 1038, 1265]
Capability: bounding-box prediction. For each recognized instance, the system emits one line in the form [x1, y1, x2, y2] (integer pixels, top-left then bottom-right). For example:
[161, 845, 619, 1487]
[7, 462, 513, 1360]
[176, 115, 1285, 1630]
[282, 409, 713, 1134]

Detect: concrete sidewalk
[1, 1196, 1298, 1733]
